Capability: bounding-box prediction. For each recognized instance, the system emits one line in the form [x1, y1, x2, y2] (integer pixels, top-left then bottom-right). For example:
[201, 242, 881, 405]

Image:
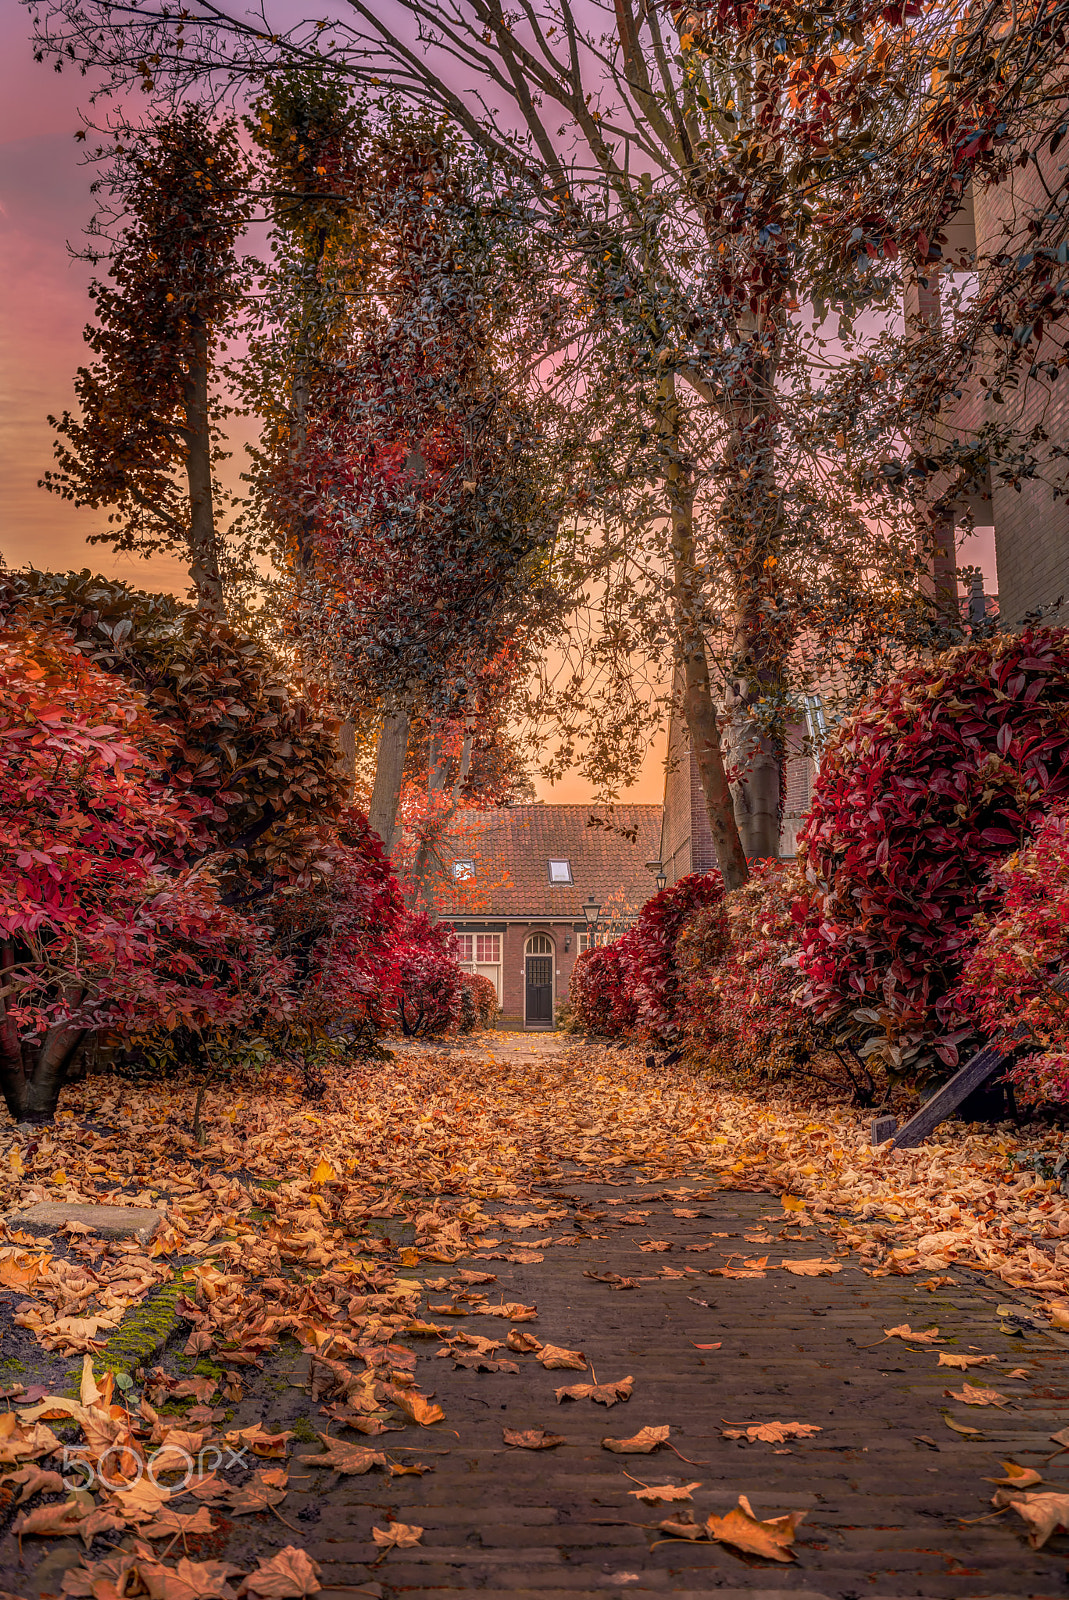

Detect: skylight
[548, 859, 572, 884]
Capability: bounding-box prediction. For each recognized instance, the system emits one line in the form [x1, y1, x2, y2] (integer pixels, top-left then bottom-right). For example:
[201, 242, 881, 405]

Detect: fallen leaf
[944, 1382, 1011, 1408]
[141, 1505, 216, 1540]
[310, 1158, 337, 1186]
[503, 1426, 565, 1449]
[239, 1544, 322, 1596]
[0, 1465, 66, 1505]
[555, 1375, 633, 1406]
[538, 1344, 586, 1371]
[722, 1421, 822, 1444]
[944, 1415, 982, 1435]
[1000, 1491, 1069, 1550]
[602, 1425, 669, 1453]
[297, 1436, 388, 1474]
[505, 1329, 543, 1354]
[938, 1353, 998, 1370]
[884, 1324, 944, 1344]
[371, 1521, 423, 1551]
[393, 1391, 445, 1427]
[986, 1461, 1043, 1489]
[705, 1494, 805, 1561]
[780, 1258, 842, 1277]
[628, 1480, 701, 1503]
[639, 1240, 673, 1252]
[583, 1270, 638, 1290]
[226, 1470, 289, 1515]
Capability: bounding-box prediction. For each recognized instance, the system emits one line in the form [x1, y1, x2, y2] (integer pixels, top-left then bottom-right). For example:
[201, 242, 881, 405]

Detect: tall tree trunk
[658, 375, 750, 890]
[368, 703, 412, 858]
[0, 1025, 86, 1125]
[184, 317, 224, 615]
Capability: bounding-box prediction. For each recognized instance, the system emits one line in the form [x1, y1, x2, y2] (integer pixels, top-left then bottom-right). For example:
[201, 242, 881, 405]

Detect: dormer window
[548, 859, 572, 884]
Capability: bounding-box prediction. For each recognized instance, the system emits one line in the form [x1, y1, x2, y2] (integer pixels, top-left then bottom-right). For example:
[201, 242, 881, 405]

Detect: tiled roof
[443, 803, 663, 922]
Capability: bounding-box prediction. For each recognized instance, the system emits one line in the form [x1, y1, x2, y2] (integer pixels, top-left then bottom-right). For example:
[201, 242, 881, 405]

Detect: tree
[41, 104, 252, 613]
[0, 625, 290, 1122]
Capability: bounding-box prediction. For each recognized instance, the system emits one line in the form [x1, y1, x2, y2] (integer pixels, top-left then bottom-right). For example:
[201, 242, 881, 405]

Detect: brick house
[442, 804, 662, 1028]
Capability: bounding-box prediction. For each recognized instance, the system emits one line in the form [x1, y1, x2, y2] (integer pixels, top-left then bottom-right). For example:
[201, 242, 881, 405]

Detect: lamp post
[646, 859, 668, 892]
[581, 894, 602, 934]
[656, 868, 667, 891]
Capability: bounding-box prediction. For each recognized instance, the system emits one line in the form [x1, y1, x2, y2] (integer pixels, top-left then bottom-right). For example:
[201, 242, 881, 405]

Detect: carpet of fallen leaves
[1, 1035, 1068, 1595]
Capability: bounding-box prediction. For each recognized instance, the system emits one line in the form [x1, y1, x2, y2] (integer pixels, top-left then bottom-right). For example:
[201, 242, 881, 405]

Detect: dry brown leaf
[505, 1329, 543, 1354]
[638, 1240, 673, 1252]
[999, 1491, 1069, 1549]
[705, 1494, 805, 1561]
[239, 1544, 322, 1597]
[986, 1461, 1043, 1489]
[722, 1421, 822, 1444]
[602, 1424, 669, 1453]
[393, 1391, 445, 1427]
[938, 1353, 998, 1370]
[780, 1258, 842, 1277]
[555, 1375, 633, 1406]
[0, 1465, 66, 1505]
[371, 1522, 423, 1551]
[297, 1435, 388, 1474]
[884, 1324, 944, 1344]
[628, 1480, 701, 1503]
[226, 1470, 289, 1515]
[538, 1344, 586, 1371]
[141, 1506, 216, 1540]
[944, 1415, 982, 1435]
[944, 1382, 1011, 1408]
[503, 1426, 565, 1449]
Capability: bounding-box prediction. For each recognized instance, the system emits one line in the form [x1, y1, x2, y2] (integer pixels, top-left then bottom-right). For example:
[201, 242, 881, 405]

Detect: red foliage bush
[0, 626, 291, 1120]
[624, 873, 726, 1039]
[569, 938, 639, 1037]
[458, 973, 499, 1033]
[956, 810, 1069, 1104]
[676, 860, 815, 1073]
[798, 628, 1069, 1078]
[393, 913, 464, 1037]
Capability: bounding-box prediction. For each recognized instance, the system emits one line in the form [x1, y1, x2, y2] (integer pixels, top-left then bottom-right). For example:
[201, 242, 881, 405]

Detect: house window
[455, 930, 502, 1007]
[548, 859, 572, 884]
[452, 859, 475, 881]
[577, 931, 606, 953]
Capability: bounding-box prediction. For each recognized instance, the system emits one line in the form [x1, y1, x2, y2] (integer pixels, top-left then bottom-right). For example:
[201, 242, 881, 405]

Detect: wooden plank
[889, 1042, 1010, 1149]
[876, 971, 1069, 1149]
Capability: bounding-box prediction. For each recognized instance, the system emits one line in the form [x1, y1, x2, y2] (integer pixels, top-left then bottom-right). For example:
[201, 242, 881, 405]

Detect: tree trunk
[724, 681, 782, 860]
[658, 375, 750, 890]
[0, 1025, 86, 1125]
[368, 703, 412, 858]
[184, 317, 224, 615]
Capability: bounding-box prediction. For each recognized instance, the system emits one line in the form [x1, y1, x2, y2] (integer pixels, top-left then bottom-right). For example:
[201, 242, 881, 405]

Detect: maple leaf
[226, 1470, 289, 1515]
[506, 1329, 543, 1354]
[582, 1270, 638, 1289]
[371, 1521, 423, 1550]
[393, 1391, 445, 1426]
[704, 1494, 805, 1561]
[0, 1464, 66, 1505]
[483, 1302, 538, 1321]
[944, 1382, 1010, 1407]
[884, 1324, 943, 1344]
[555, 1375, 633, 1406]
[238, 1545, 322, 1597]
[999, 1491, 1069, 1549]
[141, 1506, 216, 1540]
[638, 1240, 673, 1252]
[537, 1344, 586, 1371]
[503, 1426, 565, 1449]
[297, 1436, 388, 1474]
[722, 1421, 821, 1443]
[780, 1258, 842, 1276]
[937, 1353, 997, 1370]
[602, 1425, 669, 1453]
[628, 1480, 701, 1503]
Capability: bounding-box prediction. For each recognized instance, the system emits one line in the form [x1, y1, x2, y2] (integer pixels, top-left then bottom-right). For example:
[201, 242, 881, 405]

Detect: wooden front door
[525, 935, 554, 1025]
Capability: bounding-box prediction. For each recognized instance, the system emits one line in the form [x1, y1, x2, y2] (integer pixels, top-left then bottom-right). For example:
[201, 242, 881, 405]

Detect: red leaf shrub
[269, 808, 402, 1041]
[458, 973, 499, 1033]
[956, 810, 1069, 1104]
[676, 860, 816, 1074]
[624, 873, 726, 1039]
[569, 938, 639, 1037]
[393, 913, 464, 1037]
[0, 626, 291, 1121]
[798, 628, 1069, 1077]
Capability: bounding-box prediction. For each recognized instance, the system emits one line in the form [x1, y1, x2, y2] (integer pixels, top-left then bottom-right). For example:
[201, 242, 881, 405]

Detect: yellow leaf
[602, 1425, 669, 1453]
[311, 1157, 337, 1185]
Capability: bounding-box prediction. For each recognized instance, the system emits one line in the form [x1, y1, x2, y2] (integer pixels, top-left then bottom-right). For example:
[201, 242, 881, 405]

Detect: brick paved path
[12, 1036, 1069, 1600]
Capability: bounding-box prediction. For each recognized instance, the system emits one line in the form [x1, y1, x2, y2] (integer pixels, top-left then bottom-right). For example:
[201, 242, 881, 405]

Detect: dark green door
[525, 954, 553, 1024]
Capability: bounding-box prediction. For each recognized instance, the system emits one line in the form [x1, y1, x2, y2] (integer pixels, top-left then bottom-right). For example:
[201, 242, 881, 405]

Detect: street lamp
[646, 859, 668, 892]
[581, 894, 602, 931]
[656, 868, 667, 891]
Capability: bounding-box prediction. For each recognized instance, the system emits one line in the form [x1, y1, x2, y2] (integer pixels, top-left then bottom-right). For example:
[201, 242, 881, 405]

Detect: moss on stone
[96, 1274, 188, 1379]
[290, 1414, 318, 1443]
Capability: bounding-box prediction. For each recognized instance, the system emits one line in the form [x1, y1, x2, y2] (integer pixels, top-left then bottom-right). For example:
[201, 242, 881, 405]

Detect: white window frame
[452, 859, 476, 881]
[547, 859, 573, 884]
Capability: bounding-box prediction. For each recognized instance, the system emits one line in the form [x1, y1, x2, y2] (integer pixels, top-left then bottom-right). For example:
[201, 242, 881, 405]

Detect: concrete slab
[11, 1202, 163, 1245]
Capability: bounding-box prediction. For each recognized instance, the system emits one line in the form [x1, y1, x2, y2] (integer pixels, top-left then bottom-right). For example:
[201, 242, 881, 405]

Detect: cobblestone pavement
[11, 1036, 1069, 1600]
